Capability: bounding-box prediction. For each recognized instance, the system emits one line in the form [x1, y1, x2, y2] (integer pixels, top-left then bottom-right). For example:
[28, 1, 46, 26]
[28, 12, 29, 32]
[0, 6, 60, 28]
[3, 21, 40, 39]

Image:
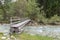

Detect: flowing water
[24, 25, 60, 34]
[0, 24, 10, 34]
[24, 25, 60, 39]
[0, 24, 60, 39]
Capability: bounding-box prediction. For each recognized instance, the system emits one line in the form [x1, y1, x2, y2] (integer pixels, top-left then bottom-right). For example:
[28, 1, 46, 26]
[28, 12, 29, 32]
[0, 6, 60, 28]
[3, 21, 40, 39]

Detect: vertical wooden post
[10, 17, 20, 34]
[10, 17, 13, 25]
[10, 17, 12, 35]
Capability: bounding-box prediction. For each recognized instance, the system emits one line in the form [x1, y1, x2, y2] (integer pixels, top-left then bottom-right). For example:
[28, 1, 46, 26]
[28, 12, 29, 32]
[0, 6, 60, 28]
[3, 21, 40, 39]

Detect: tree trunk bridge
[10, 17, 31, 34]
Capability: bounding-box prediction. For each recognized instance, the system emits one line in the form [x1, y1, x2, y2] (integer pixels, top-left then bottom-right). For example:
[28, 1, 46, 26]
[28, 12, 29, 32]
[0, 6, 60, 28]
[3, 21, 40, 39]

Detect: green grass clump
[13, 33, 54, 40]
[0, 33, 54, 40]
[0, 33, 3, 40]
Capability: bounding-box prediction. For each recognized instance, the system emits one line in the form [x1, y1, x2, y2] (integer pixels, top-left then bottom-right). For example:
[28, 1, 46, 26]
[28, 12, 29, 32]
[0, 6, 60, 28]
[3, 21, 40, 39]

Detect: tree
[0, 0, 11, 20]
[37, 0, 60, 18]
[12, 0, 27, 17]
[25, 0, 40, 21]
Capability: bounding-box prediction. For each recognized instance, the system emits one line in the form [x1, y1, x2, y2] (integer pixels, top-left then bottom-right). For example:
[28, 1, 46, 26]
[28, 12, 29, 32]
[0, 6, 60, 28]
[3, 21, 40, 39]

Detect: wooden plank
[11, 19, 30, 27]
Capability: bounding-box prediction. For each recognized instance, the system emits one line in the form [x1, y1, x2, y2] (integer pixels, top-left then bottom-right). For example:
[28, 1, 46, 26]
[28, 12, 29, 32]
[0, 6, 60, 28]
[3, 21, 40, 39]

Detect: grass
[12, 33, 54, 40]
[0, 33, 54, 40]
[0, 33, 3, 40]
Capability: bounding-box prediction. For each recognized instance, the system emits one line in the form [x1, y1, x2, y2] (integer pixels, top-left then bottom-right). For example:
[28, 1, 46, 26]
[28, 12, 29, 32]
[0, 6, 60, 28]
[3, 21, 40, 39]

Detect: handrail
[11, 19, 30, 27]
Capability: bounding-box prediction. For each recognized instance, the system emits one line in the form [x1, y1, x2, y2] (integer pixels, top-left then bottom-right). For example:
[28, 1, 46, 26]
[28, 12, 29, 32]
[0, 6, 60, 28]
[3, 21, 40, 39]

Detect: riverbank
[27, 20, 60, 26]
[0, 19, 60, 26]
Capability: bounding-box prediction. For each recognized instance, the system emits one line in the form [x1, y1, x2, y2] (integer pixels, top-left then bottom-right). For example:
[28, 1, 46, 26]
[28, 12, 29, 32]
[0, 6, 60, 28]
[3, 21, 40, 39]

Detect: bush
[0, 15, 3, 21]
[49, 15, 60, 23]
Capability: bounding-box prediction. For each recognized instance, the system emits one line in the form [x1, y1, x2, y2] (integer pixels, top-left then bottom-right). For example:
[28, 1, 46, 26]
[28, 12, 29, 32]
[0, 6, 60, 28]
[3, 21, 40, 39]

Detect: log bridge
[10, 17, 31, 34]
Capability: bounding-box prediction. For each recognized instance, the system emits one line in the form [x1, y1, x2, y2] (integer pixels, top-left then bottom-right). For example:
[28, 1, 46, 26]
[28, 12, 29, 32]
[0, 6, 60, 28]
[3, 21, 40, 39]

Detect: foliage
[38, 0, 60, 18]
[49, 15, 60, 23]
[0, 0, 60, 24]
[25, 0, 40, 20]
[0, 0, 11, 20]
